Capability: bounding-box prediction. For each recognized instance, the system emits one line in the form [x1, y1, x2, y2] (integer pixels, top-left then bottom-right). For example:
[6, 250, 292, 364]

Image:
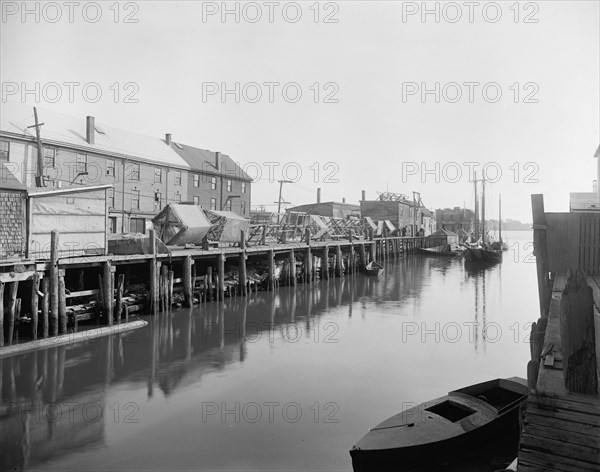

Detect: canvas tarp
[108, 233, 169, 255]
[152, 204, 213, 245]
[205, 210, 250, 243]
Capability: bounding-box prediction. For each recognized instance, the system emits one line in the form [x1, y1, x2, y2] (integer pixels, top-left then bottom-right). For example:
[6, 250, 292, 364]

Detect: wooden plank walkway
[518, 274, 600, 472]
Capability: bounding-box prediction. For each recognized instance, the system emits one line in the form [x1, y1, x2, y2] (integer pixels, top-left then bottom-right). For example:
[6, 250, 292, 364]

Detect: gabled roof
[170, 142, 251, 181]
[0, 162, 27, 191]
[1, 101, 190, 169]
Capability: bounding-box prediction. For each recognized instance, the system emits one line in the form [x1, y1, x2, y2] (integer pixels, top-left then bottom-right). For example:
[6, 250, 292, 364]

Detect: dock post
[370, 242, 376, 263]
[0, 282, 4, 346]
[184, 255, 194, 306]
[160, 264, 168, 311]
[103, 261, 113, 325]
[41, 278, 49, 337]
[218, 253, 225, 301]
[116, 273, 125, 323]
[206, 266, 214, 301]
[58, 275, 67, 333]
[322, 246, 329, 280]
[268, 248, 275, 291]
[31, 272, 40, 340]
[168, 271, 174, 306]
[336, 245, 343, 277]
[349, 244, 355, 273]
[358, 243, 366, 271]
[50, 230, 59, 336]
[305, 229, 312, 283]
[149, 229, 158, 314]
[239, 231, 247, 296]
[289, 248, 296, 286]
[7, 282, 18, 345]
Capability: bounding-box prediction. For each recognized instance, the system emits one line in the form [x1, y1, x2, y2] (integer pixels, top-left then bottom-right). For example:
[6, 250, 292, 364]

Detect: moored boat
[364, 261, 384, 276]
[349, 377, 527, 472]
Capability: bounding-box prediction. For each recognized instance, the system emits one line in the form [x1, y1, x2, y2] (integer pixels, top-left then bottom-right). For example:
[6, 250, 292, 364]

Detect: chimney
[593, 180, 598, 193]
[215, 151, 220, 170]
[165, 133, 172, 145]
[361, 190, 366, 201]
[317, 187, 321, 204]
[86, 116, 95, 145]
[342, 197, 346, 203]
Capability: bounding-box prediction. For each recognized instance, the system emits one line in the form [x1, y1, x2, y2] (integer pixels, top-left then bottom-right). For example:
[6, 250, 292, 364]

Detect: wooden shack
[0, 162, 27, 259]
[27, 185, 111, 258]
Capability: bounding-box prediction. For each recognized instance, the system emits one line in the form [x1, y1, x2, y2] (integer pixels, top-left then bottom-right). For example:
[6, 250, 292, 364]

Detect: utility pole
[27, 107, 46, 187]
[274, 180, 292, 223]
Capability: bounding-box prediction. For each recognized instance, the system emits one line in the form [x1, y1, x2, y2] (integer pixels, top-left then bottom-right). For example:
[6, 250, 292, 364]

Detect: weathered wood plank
[520, 433, 600, 465]
[525, 411, 600, 437]
[524, 423, 600, 449]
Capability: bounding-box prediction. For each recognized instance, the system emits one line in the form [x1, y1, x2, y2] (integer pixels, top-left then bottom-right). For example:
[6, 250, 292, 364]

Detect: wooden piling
[41, 278, 49, 338]
[370, 242, 376, 263]
[58, 275, 67, 333]
[218, 253, 225, 301]
[349, 244, 355, 273]
[206, 266, 214, 301]
[149, 229, 158, 314]
[183, 255, 194, 306]
[560, 272, 598, 394]
[7, 281, 18, 345]
[50, 230, 59, 336]
[322, 246, 329, 280]
[0, 282, 4, 346]
[239, 231, 247, 296]
[289, 248, 296, 286]
[335, 245, 343, 277]
[103, 261, 113, 325]
[358, 243, 366, 271]
[116, 274, 125, 323]
[160, 264, 168, 311]
[30, 273, 40, 340]
[268, 249, 275, 291]
[305, 247, 312, 283]
[168, 271, 174, 306]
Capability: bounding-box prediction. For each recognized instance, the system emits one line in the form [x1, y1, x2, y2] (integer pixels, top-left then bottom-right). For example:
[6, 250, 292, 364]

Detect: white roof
[0, 101, 190, 169]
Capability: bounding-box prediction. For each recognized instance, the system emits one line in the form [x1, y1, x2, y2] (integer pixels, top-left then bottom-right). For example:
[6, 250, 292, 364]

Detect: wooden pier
[518, 195, 600, 471]
[0, 232, 430, 347]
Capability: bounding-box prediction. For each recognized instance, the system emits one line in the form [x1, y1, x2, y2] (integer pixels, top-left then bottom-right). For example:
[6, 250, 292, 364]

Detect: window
[132, 189, 140, 210]
[241, 182, 246, 194]
[154, 168, 162, 183]
[108, 188, 115, 208]
[154, 191, 162, 210]
[129, 163, 140, 181]
[76, 153, 87, 173]
[109, 217, 117, 234]
[130, 218, 145, 234]
[210, 198, 217, 211]
[225, 199, 232, 211]
[227, 179, 232, 192]
[241, 200, 246, 215]
[43, 148, 56, 167]
[0, 140, 9, 161]
[174, 170, 182, 186]
[107, 159, 115, 177]
[193, 174, 200, 187]
[174, 192, 182, 203]
[210, 176, 217, 190]
[193, 195, 200, 205]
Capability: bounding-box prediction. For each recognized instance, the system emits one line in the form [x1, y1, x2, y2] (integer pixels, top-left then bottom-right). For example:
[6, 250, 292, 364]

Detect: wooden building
[0, 101, 252, 235]
[0, 162, 27, 259]
[435, 206, 474, 233]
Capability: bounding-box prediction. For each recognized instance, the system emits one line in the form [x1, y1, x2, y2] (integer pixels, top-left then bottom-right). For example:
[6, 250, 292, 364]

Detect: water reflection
[1, 244, 525, 472]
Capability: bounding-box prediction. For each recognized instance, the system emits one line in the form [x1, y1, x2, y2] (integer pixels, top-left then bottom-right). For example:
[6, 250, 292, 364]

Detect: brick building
[0, 102, 251, 234]
[435, 207, 474, 233]
[0, 162, 27, 258]
[286, 201, 360, 219]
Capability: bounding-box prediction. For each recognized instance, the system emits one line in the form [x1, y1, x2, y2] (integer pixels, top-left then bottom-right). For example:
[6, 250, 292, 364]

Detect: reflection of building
[435, 207, 474, 233]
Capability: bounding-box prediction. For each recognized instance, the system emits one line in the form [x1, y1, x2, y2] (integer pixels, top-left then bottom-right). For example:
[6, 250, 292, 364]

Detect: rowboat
[349, 377, 527, 471]
[364, 261, 384, 276]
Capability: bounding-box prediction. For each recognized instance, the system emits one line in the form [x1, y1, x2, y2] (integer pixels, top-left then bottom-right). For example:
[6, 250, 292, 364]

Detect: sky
[1, 0, 599, 223]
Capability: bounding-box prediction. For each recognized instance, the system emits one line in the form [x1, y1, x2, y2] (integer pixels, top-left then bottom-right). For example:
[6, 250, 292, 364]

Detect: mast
[481, 176, 486, 243]
[473, 172, 479, 241]
[499, 193, 502, 244]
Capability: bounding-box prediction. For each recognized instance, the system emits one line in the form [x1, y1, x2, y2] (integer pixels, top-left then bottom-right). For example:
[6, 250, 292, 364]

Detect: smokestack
[342, 197, 346, 203]
[593, 180, 598, 193]
[361, 190, 366, 201]
[165, 133, 172, 145]
[215, 151, 220, 170]
[86, 116, 95, 145]
[317, 187, 321, 203]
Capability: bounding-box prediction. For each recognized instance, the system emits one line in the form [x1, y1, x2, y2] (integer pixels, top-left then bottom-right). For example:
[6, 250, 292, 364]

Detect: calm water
[0, 231, 537, 472]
